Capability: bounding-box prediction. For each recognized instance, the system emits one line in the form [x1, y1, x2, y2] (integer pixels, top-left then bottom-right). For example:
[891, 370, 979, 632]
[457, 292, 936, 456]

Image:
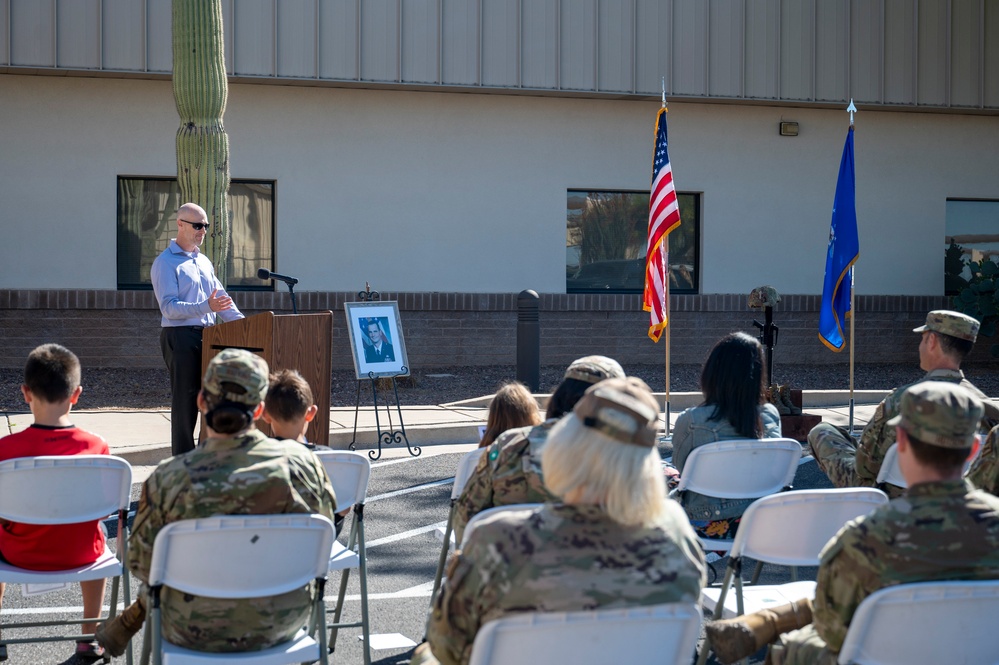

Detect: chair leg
[750, 560, 764, 585]
[138, 619, 151, 665]
[430, 505, 456, 607]
[315, 579, 330, 665]
[695, 563, 737, 665]
[329, 509, 359, 652]
[328, 565, 351, 652]
[356, 513, 371, 665]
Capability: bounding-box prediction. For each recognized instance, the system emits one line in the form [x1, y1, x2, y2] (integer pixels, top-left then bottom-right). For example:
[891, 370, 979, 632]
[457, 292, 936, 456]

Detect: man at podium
[151, 203, 244, 455]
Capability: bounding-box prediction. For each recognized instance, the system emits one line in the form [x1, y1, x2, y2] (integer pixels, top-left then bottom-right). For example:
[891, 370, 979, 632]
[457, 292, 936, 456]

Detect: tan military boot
[94, 598, 146, 657]
[780, 385, 802, 416]
[704, 598, 813, 665]
[770, 384, 790, 415]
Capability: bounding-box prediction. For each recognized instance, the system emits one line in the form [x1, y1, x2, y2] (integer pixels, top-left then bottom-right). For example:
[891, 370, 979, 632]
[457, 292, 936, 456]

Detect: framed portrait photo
[344, 301, 410, 379]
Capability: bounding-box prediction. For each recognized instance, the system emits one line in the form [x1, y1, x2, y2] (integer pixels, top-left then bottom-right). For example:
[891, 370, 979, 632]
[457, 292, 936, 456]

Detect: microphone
[257, 267, 299, 286]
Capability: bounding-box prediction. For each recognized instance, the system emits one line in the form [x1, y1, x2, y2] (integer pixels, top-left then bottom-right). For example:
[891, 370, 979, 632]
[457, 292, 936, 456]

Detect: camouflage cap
[748, 285, 781, 309]
[572, 377, 660, 448]
[202, 349, 269, 406]
[563, 355, 625, 384]
[913, 310, 980, 343]
[886, 382, 983, 449]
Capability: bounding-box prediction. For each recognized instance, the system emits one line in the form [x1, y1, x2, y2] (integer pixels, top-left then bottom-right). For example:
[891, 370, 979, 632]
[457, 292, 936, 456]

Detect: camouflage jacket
[853, 368, 997, 486]
[805, 480, 999, 661]
[968, 424, 999, 496]
[453, 421, 558, 544]
[427, 502, 706, 665]
[127, 429, 337, 652]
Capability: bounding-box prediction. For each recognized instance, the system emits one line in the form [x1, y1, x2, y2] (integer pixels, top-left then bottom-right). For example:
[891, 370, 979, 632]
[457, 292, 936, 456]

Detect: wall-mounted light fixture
[779, 121, 799, 137]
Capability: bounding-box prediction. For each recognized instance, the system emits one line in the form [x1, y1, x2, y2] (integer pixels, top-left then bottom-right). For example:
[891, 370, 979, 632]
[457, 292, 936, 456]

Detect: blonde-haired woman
[415, 377, 706, 665]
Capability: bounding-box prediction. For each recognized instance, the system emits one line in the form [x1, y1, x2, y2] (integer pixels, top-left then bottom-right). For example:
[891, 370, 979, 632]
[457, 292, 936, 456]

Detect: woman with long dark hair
[671, 332, 782, 539]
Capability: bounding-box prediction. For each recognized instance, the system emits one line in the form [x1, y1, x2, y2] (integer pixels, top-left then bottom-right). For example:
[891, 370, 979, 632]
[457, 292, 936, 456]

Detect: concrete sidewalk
[0, 390, 887, 472]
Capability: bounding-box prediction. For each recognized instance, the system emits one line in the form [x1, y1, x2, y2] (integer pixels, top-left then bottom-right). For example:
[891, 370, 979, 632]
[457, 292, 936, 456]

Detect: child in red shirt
[0, 344, 110, 662]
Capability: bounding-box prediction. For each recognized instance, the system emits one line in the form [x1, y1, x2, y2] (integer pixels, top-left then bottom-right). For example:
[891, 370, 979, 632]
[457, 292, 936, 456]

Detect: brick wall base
[2, 289, 994, 371]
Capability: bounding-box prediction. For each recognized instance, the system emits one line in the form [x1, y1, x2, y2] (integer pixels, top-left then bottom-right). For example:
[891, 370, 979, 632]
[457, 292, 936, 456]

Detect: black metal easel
[348, 285, 420, 461]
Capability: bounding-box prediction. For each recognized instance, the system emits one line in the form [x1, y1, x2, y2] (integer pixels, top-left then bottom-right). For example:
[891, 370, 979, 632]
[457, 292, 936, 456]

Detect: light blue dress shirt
[150, 240, 244, 327]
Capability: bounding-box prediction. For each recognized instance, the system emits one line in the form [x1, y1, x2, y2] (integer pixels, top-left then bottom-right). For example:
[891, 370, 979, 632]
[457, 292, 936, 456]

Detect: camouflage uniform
[772, 479, 999, 664]
[968, 423, 999, 495]
[452, 421, 557, 544]
[809, 368, 995, 498]
[452, 355, 625, 544]
[128, 429, 337, 651]
[425, 502, 706, 665]
[773, 383, 999, 665]
[810, 311, 999, 498]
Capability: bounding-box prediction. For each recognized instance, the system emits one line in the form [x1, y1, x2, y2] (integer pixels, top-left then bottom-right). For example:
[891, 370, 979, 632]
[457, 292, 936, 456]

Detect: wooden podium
[202, 311, 334, 445]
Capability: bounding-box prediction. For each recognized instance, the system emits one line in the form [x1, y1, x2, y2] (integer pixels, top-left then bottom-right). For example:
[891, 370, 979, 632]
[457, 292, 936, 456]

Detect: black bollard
[516, 290, 541, 392]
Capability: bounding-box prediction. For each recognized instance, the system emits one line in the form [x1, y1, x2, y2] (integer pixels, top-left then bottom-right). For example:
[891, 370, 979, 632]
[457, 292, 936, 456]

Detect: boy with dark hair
[0, 344, 109, 662]
[262, 369, 320, 448]
[262, 370, 347, 535]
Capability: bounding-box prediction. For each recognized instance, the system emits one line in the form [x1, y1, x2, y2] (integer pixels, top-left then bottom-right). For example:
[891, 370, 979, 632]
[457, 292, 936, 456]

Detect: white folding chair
[696, 488, 888, 665]
[313, 450, 372, 665]
[875, 443, 907, 489]
[675, 438, 802, 555]
[459, 503, 543, 549]
[0, 454, 134, 665]
[147, 514, 335, 665]
[837, 580, 999, 665]
[430, 448, 485, 605]
[878, 439, 979, 493]
[467, 603, 702, 665]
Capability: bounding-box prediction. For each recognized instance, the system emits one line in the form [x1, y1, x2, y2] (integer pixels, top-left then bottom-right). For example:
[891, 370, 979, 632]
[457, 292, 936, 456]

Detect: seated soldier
[0, 344, 110, 663]
[452, 355, 624, 543]
[414, 377, 706, 665]
[705, 382, 999, 665]
[809, 310, 998, 498]
[95, 349, 337, 656]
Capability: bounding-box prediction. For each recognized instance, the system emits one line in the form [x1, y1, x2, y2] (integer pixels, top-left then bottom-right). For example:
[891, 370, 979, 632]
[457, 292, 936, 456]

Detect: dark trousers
[160, 326, 204, 456]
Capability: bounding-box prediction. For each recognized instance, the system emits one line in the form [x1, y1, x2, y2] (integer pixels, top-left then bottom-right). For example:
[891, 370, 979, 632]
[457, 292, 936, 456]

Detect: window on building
[117, 177, 274, 290]
[566, 190, 699, 294]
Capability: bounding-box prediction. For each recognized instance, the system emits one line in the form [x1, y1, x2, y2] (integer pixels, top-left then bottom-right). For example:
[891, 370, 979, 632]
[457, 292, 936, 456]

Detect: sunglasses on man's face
[179, 219, 210, 231]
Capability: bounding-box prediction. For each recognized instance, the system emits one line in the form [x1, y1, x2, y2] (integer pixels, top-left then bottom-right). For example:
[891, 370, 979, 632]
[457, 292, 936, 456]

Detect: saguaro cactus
[172, 0, 231, 285]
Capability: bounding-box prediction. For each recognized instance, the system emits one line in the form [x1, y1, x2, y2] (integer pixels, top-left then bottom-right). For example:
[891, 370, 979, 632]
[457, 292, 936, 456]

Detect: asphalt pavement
[0, 392, 881, 664]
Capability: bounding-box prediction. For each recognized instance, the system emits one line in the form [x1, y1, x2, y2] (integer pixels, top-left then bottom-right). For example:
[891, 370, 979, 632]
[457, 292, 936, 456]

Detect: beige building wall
[2, 73, 998, 295]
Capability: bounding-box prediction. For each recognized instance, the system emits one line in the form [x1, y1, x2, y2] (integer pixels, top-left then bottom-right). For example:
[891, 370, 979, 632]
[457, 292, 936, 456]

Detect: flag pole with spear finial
[846, 98, 857, 434]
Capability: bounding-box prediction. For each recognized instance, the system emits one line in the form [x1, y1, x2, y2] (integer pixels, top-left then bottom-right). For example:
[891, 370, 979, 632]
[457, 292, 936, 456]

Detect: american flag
[643, 107, 681, 342]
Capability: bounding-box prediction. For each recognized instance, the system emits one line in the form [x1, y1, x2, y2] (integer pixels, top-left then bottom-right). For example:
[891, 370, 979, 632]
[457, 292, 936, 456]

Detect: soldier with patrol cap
[452, 355, 625, 543]
[414, 377, 706, 665]
[95, 349, 338, 656]
[809, 309, 998, 497]
[705, 382, 999, 665]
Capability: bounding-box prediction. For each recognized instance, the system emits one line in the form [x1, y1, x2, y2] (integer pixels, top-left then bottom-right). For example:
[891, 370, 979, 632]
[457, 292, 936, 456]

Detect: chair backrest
[313, 450, 371, 510]
[675, 438, 802, 499]
[452, 448, 486, 500]
[837, 580, 999, 665]
[0, 455, 132, 524]
[460, 503, 542, 548]
[730, 488, 888, 566]
[148, 514, 335, 599]
[875, 443, 907, 488]
[468, 603, 702, 665]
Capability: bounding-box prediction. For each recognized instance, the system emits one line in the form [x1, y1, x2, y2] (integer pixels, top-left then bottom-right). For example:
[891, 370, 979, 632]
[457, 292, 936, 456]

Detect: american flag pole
[645, 78, 681, 439]
[661, 78, 671, 434]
